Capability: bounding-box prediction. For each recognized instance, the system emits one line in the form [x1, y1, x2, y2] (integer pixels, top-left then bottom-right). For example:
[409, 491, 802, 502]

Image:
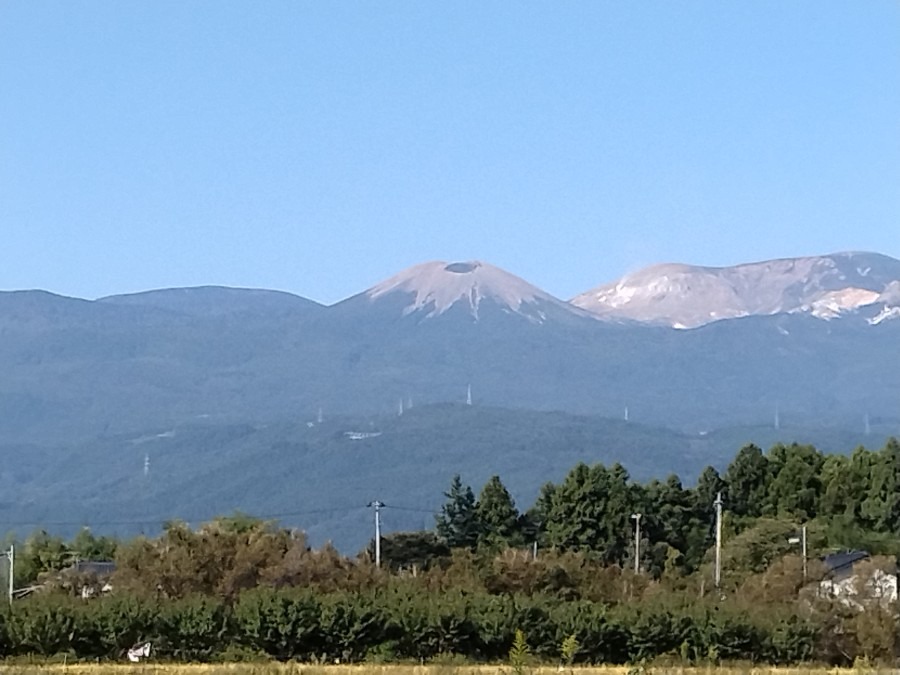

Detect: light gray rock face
[336, 260, 594, 324]
[571, 252, 900, 328]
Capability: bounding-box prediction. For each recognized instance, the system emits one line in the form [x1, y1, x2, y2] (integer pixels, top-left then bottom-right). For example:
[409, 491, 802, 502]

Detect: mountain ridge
[7, 251, 900, 329]
[571, 251, 900, 328]
[99, 286, 324, 318]
[2, 254, 900, 547]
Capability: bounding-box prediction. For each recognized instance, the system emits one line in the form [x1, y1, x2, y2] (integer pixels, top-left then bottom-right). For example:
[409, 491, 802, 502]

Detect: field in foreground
[0, 665, 895, 675]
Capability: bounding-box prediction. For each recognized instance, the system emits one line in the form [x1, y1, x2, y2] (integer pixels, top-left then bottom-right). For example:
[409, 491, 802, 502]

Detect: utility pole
[800, 524, 807, 584]
[789, 524, 809, 583]
[801, 524, 808, 583]
[714, 492, 723, 590]
[368, 501, 384, 567]
[4, 545, 13, 605]
[631, 513, 642, 574]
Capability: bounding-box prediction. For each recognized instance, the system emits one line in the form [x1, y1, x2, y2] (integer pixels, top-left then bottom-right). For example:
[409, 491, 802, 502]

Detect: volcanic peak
[364, 260, 575, 322]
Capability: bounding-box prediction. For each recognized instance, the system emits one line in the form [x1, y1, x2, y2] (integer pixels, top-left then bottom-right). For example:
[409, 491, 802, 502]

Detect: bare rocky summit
[571, 252, 900, 328]
[336, 260, 593, 324]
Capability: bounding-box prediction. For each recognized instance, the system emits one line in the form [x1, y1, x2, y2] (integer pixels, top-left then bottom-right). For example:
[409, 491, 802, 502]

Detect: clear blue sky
[2, 2, 898, 304]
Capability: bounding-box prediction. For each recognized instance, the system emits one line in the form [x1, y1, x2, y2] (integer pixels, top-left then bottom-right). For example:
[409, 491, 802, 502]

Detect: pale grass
[0, 665, 888, 675]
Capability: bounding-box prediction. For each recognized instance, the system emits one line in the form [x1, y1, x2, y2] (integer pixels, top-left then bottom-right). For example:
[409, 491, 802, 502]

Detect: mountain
[0, 287, 326, 445]
[312, 260, 636, 420]
[3, 402, 888, 550]
[331, 260, 594, 325]
[2, 255, 900, 548]
[99, 286, 323, 319]
[571, 252, 900, 328]
[0, 289, 174, 327]
[1, 255, 899, 448]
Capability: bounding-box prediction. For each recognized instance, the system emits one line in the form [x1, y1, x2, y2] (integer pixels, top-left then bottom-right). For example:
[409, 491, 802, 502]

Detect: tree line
[426, 438, 900, 578]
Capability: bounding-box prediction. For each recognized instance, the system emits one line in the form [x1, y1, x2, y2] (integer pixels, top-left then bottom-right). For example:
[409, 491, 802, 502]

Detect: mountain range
[1, 251, 899, 548]
[572, 251, 900, 328]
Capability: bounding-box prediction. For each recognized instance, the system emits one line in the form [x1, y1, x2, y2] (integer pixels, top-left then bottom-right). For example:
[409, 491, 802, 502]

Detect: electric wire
[0, 502, 442, 530]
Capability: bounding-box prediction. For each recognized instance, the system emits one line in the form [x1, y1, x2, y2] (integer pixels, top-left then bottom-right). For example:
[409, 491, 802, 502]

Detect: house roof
[822, 550, 869, 575]
[67, 560, 116, 576]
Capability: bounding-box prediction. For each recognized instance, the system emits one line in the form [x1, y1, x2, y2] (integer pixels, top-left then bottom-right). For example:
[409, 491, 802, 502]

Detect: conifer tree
[725, 444, 771, 518]
[767, 443, 823, 519]
[435, 474, 480, 549]
[475, 475, 521, 549]
[544, 462, 635, 564]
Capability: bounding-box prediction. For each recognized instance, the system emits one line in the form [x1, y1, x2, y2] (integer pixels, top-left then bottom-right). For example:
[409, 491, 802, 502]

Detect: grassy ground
[0, 665, 893, 675]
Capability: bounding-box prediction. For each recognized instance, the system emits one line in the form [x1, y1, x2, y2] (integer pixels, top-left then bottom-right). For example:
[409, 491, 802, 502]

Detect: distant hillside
[0, 403, 891, 551]
[99, 286, 324, 318]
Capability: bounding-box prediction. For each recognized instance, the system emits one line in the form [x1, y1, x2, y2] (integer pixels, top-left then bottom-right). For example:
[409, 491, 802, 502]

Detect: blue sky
[1, 2, 898, 304]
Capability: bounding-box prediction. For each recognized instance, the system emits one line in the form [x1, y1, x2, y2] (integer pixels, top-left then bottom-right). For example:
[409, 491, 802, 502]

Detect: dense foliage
[0, 586, 827, 664]
[3, 438, 900, 665]
[430, 439, 900, 580]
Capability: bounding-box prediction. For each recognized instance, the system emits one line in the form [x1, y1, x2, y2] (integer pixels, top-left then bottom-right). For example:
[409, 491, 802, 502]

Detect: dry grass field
[0, 665, 893, 675]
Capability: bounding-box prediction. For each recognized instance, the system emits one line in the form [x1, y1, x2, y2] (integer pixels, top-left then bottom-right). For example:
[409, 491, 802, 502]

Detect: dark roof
[822, 550, 869, 574]
[67, 561, 116, 576]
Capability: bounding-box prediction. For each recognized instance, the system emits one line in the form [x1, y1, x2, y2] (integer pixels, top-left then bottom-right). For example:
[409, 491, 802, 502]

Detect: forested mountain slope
[0, 403, 890, 550]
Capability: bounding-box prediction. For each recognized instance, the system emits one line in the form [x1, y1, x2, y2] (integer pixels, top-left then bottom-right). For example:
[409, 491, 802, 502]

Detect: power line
[0, 505, 368, 530]
[381, 504, 439, 515]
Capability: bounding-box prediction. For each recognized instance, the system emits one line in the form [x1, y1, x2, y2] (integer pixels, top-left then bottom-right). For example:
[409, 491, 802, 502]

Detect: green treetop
[435, 474, 480, 550]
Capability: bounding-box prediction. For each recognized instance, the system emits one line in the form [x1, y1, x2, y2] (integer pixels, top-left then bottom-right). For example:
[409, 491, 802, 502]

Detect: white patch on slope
[868, 281, 900, 325]
[869, 307, 900, 325]
[802, 288, 881, 320]
[366, 261, 572, 322]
